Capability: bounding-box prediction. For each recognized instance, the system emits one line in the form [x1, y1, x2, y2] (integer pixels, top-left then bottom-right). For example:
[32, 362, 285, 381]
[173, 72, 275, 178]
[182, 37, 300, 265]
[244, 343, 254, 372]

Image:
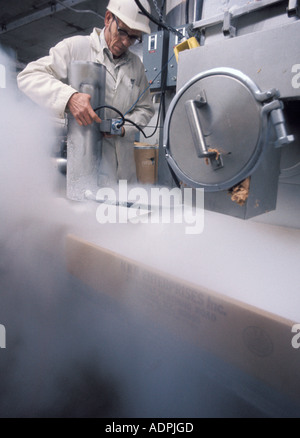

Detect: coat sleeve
[17, 38, 80, 119]
[122, 56, 155, 138]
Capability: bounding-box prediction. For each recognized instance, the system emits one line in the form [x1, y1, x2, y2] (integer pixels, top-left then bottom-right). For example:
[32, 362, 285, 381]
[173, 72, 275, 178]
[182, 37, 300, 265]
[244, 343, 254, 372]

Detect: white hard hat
[107, 0, 151, 34]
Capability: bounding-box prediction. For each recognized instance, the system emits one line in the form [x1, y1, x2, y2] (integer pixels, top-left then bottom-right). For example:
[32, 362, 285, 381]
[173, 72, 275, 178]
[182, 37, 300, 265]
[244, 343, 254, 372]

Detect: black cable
[94, 102, 162, 139]
[124, 94, 162, 138]
[152, 0, 164, 30]
[185, 0, 190, 24]
[93, 104, 125, 127]
[160, 0, 166, 19]
[134, 0, 184, 39]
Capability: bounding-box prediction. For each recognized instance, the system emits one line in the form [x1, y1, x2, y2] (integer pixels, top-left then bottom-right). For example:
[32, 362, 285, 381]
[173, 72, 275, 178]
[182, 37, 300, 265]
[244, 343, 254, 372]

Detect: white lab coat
[17, 28, 155, 184]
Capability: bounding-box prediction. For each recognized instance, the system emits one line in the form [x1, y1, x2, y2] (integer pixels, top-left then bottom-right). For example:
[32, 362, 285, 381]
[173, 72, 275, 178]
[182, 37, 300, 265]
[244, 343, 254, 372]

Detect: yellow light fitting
[174, 37, 200, 63]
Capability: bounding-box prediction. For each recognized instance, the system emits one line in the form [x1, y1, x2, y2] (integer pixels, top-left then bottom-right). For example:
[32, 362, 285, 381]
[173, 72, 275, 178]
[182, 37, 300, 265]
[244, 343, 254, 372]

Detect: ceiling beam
[0, 0, 98, 35]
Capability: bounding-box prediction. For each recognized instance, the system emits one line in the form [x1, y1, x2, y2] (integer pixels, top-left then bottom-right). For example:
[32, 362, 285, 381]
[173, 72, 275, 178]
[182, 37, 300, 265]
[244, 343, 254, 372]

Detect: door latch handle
[185, 94, 223, 170]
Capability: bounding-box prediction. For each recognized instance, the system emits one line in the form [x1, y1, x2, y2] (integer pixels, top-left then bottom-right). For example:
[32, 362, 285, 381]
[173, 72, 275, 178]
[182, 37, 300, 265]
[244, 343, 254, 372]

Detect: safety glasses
[113, 14, 142, 45]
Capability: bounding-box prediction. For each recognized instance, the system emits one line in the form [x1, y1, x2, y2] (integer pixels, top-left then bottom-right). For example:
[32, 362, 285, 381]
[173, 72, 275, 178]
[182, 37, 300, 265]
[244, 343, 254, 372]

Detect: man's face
[104, 11, 142, 58]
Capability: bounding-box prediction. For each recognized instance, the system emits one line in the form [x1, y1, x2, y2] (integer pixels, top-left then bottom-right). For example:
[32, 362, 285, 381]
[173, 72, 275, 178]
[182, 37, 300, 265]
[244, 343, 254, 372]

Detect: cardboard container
[134, 142, 159, 185]
[65, 234, 300, 412]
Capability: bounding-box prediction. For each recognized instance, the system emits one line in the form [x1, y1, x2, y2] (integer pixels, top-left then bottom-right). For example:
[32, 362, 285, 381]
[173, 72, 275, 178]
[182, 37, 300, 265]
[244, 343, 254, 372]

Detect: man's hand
[67, 92, 101, 126]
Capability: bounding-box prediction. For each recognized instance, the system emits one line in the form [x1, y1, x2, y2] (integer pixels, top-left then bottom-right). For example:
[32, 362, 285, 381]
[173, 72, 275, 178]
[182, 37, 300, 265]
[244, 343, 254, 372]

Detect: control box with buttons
[142, 30, 169, 91]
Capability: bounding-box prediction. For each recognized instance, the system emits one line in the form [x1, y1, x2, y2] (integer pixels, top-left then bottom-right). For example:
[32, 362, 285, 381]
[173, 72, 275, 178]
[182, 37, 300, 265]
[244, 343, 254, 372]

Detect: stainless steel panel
[177, 20, 300, 100]
[67, 61, 106, 201]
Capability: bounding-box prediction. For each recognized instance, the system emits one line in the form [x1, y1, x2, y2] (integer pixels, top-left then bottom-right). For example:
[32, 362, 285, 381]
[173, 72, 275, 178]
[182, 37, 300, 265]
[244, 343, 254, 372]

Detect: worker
[17, 0, 155, 185]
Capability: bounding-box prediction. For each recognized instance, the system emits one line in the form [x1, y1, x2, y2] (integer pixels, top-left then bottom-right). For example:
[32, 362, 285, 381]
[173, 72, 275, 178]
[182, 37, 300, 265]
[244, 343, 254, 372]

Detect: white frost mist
[0, 47, 126, 418]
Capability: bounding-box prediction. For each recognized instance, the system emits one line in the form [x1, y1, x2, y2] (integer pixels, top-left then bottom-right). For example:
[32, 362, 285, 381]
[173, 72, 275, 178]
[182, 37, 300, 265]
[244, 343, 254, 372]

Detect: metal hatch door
[163, 67, 289, 192]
